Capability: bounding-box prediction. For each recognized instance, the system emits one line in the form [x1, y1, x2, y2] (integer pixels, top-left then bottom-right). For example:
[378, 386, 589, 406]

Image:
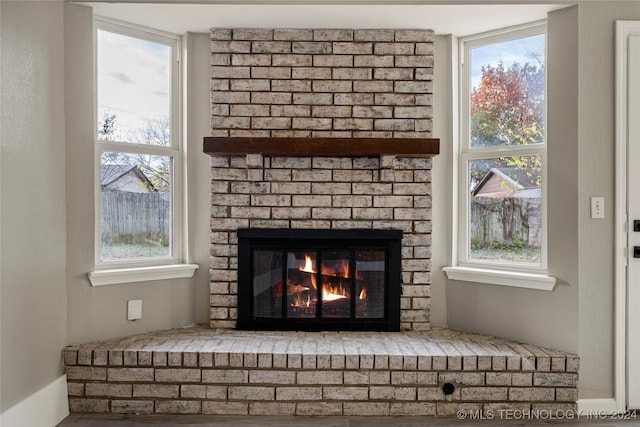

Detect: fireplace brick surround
[210, 154, 433, 331]
[208, 28, 435, 331]
[209, 28, 434, 140]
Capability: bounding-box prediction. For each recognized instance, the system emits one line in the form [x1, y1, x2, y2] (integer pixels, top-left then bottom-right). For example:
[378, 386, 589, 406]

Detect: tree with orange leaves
[469, 60, 544, 187]
[471, 61, 544, 147]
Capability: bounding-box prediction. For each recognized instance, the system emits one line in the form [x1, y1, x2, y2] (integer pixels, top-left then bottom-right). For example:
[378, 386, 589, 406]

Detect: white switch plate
[127, 299, 142, 321]
[591, 197, 605, 219]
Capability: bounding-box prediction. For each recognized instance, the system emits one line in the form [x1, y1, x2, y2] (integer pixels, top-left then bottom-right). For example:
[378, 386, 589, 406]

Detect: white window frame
[444, 21, 556, 291]
[89, 17, 197, 286]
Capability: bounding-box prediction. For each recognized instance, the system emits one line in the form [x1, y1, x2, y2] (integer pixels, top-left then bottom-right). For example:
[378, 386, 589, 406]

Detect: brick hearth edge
[63, 326, 579, 416]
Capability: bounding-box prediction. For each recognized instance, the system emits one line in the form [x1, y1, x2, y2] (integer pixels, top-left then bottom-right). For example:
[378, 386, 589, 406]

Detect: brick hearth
[63, 326, 578, 416]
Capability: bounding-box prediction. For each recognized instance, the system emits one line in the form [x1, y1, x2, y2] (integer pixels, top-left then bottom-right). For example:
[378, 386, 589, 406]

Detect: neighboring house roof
[472, 167, 541, 198]
[101, 164, 156, 192]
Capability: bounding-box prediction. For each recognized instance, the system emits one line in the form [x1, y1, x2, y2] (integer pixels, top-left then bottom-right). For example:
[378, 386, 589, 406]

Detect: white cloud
[470, 33, 544, 90]
[97, 30, 171, 141]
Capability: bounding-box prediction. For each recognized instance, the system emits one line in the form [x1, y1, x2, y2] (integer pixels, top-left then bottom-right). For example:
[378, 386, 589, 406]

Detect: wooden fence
[101, 190, 170, 245]
[470, 197, 541, 248]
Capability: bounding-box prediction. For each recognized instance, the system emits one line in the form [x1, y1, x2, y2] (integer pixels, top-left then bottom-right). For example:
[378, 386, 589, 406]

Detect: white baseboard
[578, 398, 625, 413]
[0, 375, 69, 427]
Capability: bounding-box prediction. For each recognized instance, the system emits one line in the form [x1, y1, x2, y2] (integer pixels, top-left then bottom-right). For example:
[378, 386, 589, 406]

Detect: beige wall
[186, 32, 216, 323]
[443, 1, 640, 400]
[64, 6, 212, 345]
[0, 1, 68, 410]
[430, 34, 454, 327]
[1, 0, 637, 413]
[443, 6, 580, 356]
[576, 0, 640, 400]
[0, 5, 212, 409]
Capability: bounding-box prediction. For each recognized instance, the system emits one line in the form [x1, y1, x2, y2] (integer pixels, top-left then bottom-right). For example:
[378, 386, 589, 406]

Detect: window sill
[443, 266, 556, 291]
[88, 263, 199, 287]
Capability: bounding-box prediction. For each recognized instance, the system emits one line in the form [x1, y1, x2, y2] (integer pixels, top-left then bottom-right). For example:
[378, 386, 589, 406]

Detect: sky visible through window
[470, 33, 545, 90]
[97, 30, 171, 141]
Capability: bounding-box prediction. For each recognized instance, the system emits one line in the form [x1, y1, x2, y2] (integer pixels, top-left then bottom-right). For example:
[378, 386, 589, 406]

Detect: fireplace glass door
[238, 229, 401, 331]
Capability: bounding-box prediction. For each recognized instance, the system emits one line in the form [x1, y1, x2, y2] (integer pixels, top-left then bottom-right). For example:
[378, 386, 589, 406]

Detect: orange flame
[291, 292, 313, 308]
[300, 255, 315, 273]
[299, 255, 317, 289]
[322, 259, 349, 278]
[291, 253, 369, 306]
[322, 281, 349, 301]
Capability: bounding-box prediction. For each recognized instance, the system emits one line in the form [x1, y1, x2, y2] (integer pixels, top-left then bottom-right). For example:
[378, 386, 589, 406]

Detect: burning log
[281, 256, 379, 319]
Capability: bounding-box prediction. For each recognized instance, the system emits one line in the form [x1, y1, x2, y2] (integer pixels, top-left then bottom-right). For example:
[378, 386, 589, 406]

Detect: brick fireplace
[207, 27, 436, 331]
[60, 28, 580, 416]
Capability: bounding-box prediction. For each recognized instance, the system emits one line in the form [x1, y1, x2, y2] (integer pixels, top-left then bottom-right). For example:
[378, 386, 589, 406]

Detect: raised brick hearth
[63, 326, 579, 416]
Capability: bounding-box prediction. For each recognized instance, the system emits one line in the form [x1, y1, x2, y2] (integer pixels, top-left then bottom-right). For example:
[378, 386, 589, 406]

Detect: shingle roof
[101, 164, 137, 187]
[101, 164, 155, 191]
[493, 168, 541, 189]
[472, 167, 541, 196]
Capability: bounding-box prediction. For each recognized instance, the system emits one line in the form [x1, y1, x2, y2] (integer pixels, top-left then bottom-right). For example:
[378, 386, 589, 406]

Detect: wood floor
[58, 413, 640, 427]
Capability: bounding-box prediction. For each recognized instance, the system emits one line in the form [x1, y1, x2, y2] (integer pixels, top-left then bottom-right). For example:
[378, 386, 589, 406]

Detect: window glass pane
[469, 33, 545, 148]
[468, 155, 542, 265]
[320, 251, 351, 319]
[97, 30, 171, 145]
[252, 250, 283, 318]
[355, 250, 385, 319]
[287, 252, 318, 318]
[100, 152, 172, 260]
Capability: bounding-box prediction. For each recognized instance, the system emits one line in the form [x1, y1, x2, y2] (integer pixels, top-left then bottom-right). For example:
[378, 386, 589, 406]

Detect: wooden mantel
[203, 137, 439, 158]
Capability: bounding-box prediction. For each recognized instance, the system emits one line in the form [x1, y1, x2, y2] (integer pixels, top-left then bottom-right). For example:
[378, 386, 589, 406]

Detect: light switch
[127, 299, 142, 321]
[591, 197, 605, 219]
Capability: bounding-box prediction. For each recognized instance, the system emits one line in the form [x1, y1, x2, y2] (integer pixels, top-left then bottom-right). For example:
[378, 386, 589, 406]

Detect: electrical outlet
[591, 197, 605, 219]
[127, 299, 142, 321]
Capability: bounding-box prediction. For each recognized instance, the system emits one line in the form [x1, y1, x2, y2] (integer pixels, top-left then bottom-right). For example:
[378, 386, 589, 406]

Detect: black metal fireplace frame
[237, 228, 402, 331]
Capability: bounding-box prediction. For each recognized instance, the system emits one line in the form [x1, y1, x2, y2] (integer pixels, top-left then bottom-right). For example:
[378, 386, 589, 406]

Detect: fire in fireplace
[237, 229, 401, 331]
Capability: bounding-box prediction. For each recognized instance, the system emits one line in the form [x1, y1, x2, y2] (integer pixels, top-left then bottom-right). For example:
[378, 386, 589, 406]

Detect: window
[445, 22, 555, 290]
[90, 18, 196, 285]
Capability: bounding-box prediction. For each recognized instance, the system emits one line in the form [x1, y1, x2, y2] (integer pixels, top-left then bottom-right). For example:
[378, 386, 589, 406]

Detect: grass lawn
[102, 242, 170, 259]
[470, 245, 541, 264]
